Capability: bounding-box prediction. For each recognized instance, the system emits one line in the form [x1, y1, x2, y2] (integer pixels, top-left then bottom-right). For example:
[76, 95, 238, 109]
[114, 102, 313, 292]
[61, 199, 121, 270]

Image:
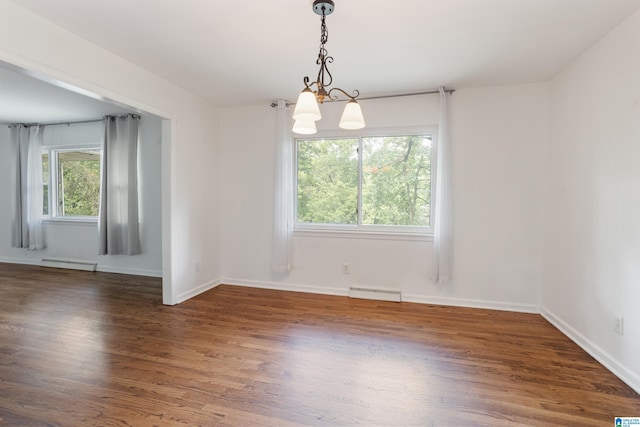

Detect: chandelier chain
[314, 13, 334, 102]
[320, 13, 328, 46]
[292, 0, 366, 134]
[300, 0, 359, 106]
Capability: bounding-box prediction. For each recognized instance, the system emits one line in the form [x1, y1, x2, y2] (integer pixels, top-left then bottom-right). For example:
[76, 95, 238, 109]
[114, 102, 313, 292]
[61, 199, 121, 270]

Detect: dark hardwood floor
[0, 262, 638, 426]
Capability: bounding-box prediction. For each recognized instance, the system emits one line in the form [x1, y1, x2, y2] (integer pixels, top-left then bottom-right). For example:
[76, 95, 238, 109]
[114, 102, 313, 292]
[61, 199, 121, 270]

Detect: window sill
[43, 217, 98, 227]
[293, 227, 433, 242]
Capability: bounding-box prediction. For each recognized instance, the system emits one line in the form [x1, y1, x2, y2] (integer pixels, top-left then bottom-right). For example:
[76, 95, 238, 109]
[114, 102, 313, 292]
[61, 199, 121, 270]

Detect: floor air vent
[41, 259, 97, 272]
[348, 286, 401, 302]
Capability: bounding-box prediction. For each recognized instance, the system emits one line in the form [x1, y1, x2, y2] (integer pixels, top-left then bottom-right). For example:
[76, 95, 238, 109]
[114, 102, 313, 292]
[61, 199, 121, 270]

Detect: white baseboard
[219, 279, 539, 313]
[0, 256, 41, 266]
[221, 278, 347, 297]
[0, 257, 162, 278]
[541, 307, 640, 394]
[42, 258, 96, 272]
[97, 265, 162, 278]
[402, 293, 540, 313]
[175, 279, 222, 304]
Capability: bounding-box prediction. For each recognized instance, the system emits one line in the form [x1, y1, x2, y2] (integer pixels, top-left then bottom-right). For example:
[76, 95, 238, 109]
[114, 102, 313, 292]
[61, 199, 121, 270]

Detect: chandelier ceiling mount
[292, 0, 365, 134]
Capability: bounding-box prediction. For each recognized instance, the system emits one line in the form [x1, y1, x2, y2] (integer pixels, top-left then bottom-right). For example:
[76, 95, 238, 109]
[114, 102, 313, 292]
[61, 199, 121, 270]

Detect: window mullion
[51, 151, 59, 218]
[293, 139, 299, 225]
[357, 137, 363, 226]
[47, 151, 52, 217]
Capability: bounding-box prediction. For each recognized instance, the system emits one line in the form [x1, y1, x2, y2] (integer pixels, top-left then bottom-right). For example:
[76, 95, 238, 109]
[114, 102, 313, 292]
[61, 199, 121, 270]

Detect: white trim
[541, 307, 640, 394]
[96, 264, 162, 278]
[0, 256, 41, 266]
[42, 258, 96, 271]
[402, 293, 541, 313]
[312, 125, 437, 139]
[174, 278, 222, 305]
[44, 143, 102, 150]
[0, 257, 162, 278]
[161, 119, 174, 304]
[222, 278, 347, 297]
[293, 228, 433, 242]
[43, 217, 98, 226]
[219, 279, 539, 313]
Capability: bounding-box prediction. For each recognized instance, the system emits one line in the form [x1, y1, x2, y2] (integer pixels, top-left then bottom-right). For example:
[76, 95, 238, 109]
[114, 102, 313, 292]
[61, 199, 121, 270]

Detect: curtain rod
[38, 118, 104, 127]
[7, 114, 140, 128]
[270, 88, 455, 108]
[6, 118, 103, 128]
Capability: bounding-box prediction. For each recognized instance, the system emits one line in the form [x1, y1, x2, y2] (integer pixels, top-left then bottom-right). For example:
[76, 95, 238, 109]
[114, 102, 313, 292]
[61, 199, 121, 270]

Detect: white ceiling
[3, 0, 640, 118]
[0, 64, 134, 124]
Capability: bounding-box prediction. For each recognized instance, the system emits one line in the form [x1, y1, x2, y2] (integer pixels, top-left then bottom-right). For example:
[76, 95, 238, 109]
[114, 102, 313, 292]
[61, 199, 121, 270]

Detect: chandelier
[292, 0, 365, 135]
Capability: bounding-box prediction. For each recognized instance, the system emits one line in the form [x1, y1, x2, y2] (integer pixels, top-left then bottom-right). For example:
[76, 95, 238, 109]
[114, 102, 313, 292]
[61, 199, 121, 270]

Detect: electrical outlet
[614, 317, 624, 336]
[342, 263, 351, 275]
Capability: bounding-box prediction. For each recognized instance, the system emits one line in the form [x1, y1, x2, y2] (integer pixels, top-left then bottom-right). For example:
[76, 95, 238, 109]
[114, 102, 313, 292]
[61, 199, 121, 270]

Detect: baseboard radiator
[40, 258, 97, 272]
[348, 286, 402, 302]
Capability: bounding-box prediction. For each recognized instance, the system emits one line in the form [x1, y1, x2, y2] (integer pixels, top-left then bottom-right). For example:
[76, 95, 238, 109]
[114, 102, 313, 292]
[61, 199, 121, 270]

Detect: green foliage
[296, 135, 431, 227]
[58, 151, 101, 217]
[362, 136, 431, 226]
[297, 139, 358, 224]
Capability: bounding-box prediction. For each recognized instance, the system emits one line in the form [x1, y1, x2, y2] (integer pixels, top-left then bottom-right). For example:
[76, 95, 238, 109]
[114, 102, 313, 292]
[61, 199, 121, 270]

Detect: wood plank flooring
[0, 262, 638, 426]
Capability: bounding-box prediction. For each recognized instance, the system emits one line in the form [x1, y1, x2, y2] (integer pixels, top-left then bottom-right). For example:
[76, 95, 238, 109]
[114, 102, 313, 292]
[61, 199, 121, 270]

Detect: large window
[43, 147, 102, 219]
[296, 131, 435, 234]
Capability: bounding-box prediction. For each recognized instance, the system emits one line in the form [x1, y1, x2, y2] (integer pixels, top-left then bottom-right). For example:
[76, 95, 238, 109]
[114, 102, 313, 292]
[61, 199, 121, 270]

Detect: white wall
[220, 83, 547, 312]
[0, 118, 163, 276]
[0, 1, 221, 304]
[543, 9, 640, 392]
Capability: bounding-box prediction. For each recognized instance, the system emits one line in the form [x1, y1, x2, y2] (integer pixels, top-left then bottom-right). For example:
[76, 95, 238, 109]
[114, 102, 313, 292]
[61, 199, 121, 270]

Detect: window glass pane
[42, 153, 49, 216]
[361, 135, 431, 226]
[57, 150, 101, 217]
[297, 138, 358, 224]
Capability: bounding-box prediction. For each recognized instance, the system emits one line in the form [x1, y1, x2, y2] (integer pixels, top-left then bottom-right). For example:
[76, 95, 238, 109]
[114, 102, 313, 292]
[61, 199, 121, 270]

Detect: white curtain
[431, 87, 453, 284]
[11, 124, 45, 250]
[271, 100, 294, 273]
[98, 115, 141, 255]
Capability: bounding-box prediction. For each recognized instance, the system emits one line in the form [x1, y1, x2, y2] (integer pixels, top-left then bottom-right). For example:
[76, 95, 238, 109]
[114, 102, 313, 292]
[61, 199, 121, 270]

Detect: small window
[43, 148, 102, 219]
[295, 130, 435, 234]
[42, 153, 49, 216]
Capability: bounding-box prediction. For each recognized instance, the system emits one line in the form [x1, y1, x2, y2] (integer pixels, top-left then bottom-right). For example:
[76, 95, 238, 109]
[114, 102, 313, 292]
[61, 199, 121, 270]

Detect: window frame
[294, 126, 437, 238]
[43, 143, 102, 223]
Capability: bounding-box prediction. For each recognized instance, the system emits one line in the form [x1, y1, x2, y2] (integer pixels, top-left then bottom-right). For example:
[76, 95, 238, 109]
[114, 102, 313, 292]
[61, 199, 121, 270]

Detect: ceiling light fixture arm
[327, 87, 359, 102]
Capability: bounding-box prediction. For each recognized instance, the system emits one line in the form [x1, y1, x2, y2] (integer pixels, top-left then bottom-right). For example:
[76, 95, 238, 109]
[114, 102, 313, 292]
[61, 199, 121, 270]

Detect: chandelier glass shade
[292, 119, 317, 135]
[339, 99, 366, 130]
[292, 0, 365, 134]
[293, 88, 322, 122]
